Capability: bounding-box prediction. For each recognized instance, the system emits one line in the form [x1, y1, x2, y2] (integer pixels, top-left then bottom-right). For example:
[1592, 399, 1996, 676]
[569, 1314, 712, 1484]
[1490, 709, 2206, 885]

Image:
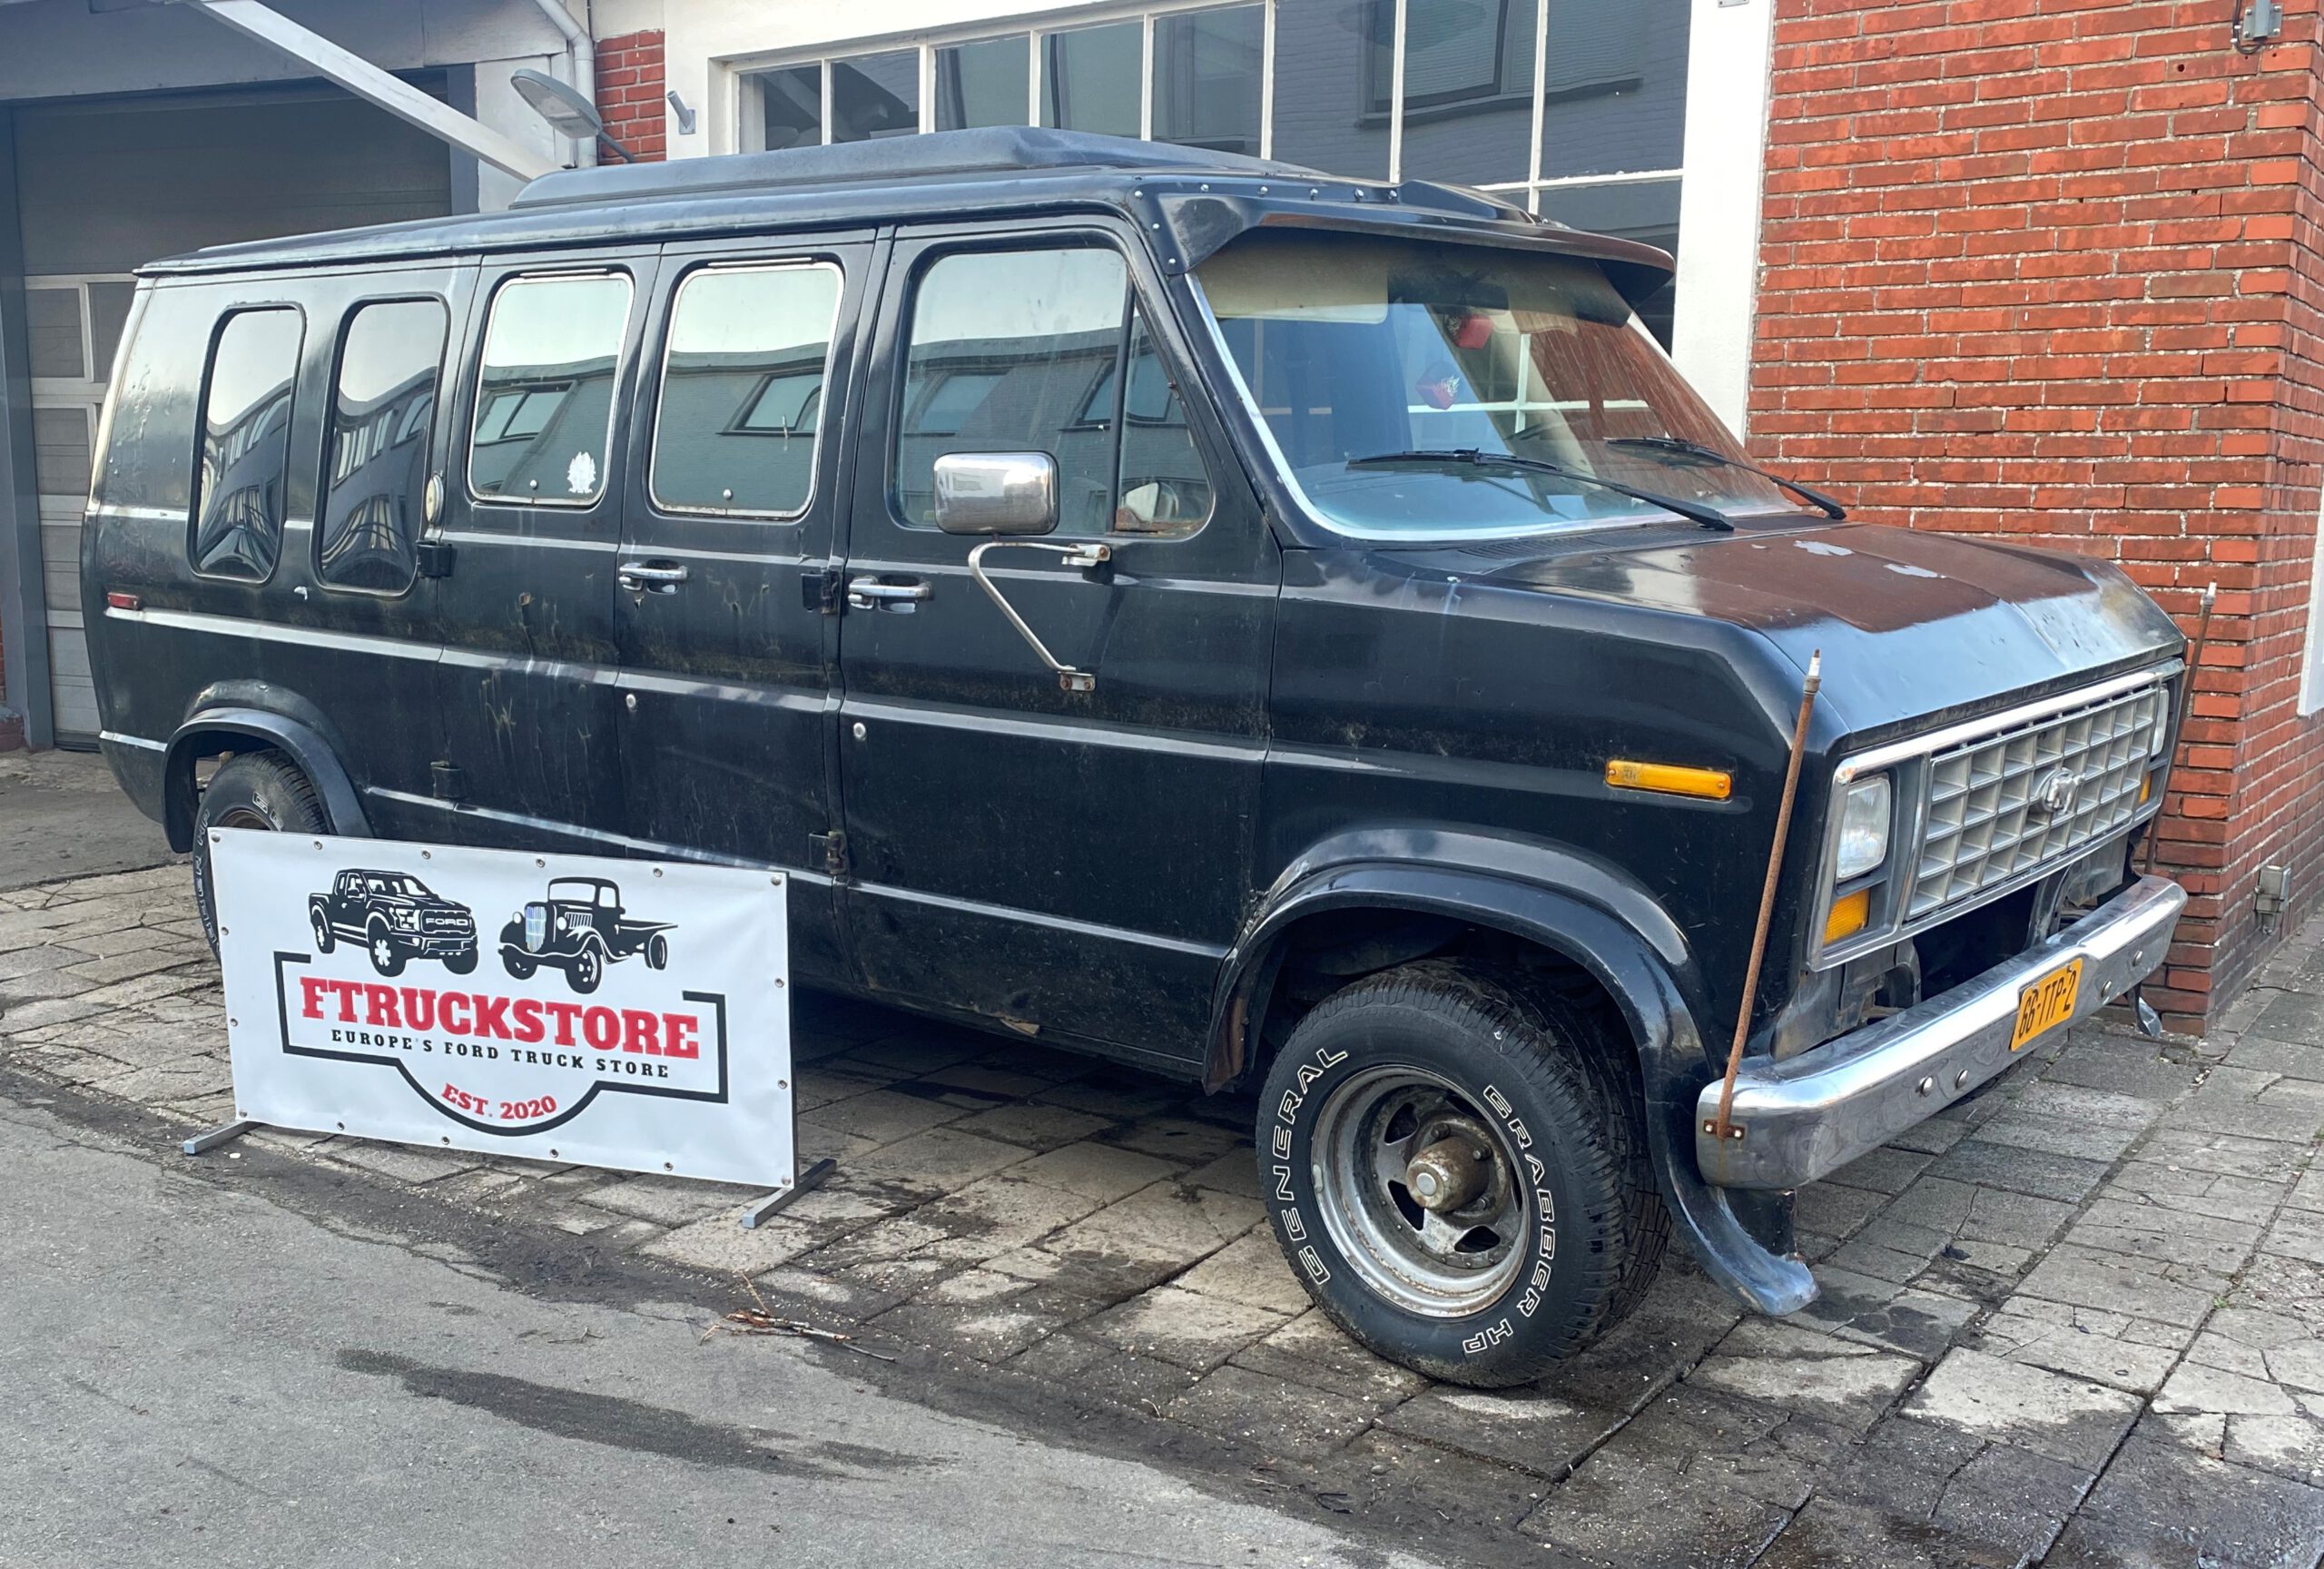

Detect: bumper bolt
[1916, 1076, 1935, 1096]
[1954, 1069, 1971, 1090]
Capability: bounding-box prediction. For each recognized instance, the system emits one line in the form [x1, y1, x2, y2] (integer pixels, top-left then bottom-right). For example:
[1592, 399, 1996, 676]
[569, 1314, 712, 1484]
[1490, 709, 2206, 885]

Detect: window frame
[312, 294, 450, 598]
[885, 231, 1215, 543]
[187, 301, 307, 587]
[465, 268, 636, 512]
[645, 257, 846, 523]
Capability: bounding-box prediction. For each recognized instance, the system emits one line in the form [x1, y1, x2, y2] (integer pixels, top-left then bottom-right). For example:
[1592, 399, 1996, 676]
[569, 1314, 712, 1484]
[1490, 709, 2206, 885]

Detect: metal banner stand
[183, 1119, 258, 1156]
[742, 1155, 836, 1229]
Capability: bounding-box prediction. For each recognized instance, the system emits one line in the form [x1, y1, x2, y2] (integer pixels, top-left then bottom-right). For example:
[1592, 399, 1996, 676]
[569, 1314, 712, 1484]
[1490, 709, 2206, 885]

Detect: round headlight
[1836, 774, 1893, 882]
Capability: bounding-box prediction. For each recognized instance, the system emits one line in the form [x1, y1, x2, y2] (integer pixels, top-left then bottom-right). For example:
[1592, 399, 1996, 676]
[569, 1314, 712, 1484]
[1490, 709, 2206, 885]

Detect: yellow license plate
[2011, 959, 2083, 1051]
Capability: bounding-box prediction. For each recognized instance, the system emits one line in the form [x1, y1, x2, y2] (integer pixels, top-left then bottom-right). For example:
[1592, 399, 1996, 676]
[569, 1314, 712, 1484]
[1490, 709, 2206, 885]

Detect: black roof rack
[511, 126, 1306, 211]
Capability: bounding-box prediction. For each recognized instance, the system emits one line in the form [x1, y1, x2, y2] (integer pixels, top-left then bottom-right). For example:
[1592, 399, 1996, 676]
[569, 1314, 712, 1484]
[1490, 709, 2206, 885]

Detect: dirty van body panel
[1479, 520, 2183, 739]
[834, 219, 1278, 1062]
[610, 232, 879, 992]
[424, 249, 660, 853]
[84, 265, 472, 843]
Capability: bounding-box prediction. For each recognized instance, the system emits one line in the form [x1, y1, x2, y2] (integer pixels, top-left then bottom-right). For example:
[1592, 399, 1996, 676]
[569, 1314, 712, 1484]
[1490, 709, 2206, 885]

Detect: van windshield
[1194, 232, 1795, 539]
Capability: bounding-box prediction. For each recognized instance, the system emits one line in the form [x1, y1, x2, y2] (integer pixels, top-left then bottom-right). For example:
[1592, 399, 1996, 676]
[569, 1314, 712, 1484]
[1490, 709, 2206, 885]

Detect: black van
[83, 128, 2187, 1386]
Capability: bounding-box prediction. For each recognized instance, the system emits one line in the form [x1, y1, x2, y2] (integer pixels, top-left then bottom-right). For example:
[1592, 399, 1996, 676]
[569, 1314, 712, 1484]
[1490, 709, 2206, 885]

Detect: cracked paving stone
[1519, 1446, 1793, 1568]
[2065, 1194, 2263, 1272]
[1806, 1278, 1979, 1361]
[1164, 1365, 1380, 1460]
[2043, 1431, 2324, 1568]
[1004, 1329, 1201, 1414]
[1379, 1386, 1623, 1478]
[2019, 1242, 2228, 1329]
[1905, 1347, 2143, 1469]
[1228, 1309, 1429, 1406]
[842, 1125, 1032, 1197]
[1097, 1115, 1244, 1166]
[1793, 1179, 1890, 1238]
[1172, 1231, 1313, 1317]
[1081, 1285, 1290, 1374]
[1590, 1384, 1848, 1510]
[862, 1298, 1070, 1364]
[1972, 1308, 2182, 1396]
[1685, 1319, 1920, 1434]
[1007, 1140, 1177, 1204]
[1925, 1139, 2113, 1205]
[1036, 1182, 1263, 1294]
[797, 1087, 963, 1143]
[945, 1101, 1115, 1151]
[1823, 1144, 1935, 1197]
[576, 1173, 758, 1227]
[1177, 1149, 1264, 1200]
[638, 1213, 818, 1276]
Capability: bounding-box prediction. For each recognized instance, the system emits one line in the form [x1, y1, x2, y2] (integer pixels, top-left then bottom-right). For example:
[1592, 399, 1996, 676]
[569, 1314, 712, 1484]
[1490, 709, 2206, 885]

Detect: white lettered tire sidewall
[1256, 964, 1658, 1387]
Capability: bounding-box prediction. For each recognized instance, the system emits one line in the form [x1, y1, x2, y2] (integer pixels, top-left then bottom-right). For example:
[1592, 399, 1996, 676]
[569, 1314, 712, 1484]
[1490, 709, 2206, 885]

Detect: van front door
[610, 236, 872, 987]
[836, 224, 1277, 1065]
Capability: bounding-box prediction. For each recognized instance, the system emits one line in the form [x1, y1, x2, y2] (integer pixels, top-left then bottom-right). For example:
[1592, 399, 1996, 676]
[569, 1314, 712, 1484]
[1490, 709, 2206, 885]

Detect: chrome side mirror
[932, 451, 1059, 537]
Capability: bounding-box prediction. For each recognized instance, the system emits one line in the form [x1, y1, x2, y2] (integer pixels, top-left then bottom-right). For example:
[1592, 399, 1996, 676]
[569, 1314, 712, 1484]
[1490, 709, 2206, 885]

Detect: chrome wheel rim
[1311, 1065, 1529, 1318]
[212, 806, 270, 833]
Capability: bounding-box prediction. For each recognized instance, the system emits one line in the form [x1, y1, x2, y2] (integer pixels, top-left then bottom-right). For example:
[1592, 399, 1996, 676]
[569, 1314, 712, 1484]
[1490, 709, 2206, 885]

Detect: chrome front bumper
[1696, 874, 2185, 1190]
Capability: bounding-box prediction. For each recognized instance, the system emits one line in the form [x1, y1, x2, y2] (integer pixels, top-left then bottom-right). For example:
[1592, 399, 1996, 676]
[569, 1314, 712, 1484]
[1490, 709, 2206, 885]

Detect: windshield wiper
[1345, 448, 1735, 532]
[1607, 435, 1846, 520]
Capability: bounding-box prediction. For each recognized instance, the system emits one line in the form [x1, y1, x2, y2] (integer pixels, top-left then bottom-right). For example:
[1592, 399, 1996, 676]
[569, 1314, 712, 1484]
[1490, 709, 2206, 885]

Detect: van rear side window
[650, 262, 842, 518]
[191, 307, 303, 581]
[468, 272, 632, 506]
[319, 299, 448, 594]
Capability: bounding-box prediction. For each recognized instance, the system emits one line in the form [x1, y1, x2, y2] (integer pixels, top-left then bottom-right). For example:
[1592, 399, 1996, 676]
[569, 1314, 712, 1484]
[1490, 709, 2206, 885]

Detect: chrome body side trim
[1699, 873, 2184, 1190]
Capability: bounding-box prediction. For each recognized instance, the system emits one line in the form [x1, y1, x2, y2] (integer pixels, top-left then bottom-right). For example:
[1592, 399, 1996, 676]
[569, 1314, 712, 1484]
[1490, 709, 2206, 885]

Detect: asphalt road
[0, 1096, 1436, 1569]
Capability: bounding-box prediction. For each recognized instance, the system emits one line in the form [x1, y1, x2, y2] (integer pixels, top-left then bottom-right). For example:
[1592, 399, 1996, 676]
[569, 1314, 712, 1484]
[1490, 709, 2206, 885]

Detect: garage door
[17, 81, 455, 744]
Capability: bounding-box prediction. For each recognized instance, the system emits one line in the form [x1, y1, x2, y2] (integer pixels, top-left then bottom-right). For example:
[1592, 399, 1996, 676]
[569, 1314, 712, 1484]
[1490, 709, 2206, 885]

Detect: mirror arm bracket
[966, 539, 1112, 693]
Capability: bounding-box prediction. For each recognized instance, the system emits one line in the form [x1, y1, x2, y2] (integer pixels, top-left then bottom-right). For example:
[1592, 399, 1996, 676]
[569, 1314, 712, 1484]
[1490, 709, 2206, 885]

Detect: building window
[190, 307, 303, 583]
[731, 0, 1689, 343]
[468, 272, 633, 507]
[318, 299, 448, 594]
[651, 261, 843, 518]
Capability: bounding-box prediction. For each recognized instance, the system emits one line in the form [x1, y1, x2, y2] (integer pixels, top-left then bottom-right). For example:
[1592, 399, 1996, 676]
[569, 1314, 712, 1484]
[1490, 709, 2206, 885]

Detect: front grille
[1908, 680, 2168, 920]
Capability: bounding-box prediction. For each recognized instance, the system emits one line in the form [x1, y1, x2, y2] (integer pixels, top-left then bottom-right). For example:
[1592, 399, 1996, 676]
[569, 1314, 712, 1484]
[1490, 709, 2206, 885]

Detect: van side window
[317, 299, 448, 593]
[891, 246, 1211, 538]
[468, 272, 632, 506]
[190, 307, 303, 581]
[650, 262, 842, 518]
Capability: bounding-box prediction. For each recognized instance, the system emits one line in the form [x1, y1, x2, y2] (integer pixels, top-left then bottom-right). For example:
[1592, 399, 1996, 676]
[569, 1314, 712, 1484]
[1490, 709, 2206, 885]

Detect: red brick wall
[596, 29, 666, 162]
[1748, 0, 2324, 1030]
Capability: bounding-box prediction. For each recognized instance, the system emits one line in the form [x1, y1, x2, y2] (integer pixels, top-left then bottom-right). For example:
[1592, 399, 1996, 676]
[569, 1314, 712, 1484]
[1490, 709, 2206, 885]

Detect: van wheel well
[165, 735, 280, 849]
[1241, 909, 1635, 1091]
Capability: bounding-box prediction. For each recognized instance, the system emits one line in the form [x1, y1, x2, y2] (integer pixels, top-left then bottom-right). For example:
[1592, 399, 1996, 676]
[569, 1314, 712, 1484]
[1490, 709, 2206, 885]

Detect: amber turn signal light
[1604, 759, 1733, 801]
[1824, 887, 1872, 945]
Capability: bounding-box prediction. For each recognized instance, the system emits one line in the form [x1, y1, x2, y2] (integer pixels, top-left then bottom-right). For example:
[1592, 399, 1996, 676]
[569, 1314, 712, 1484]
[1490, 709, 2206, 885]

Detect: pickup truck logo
[310, 869, 478, 979]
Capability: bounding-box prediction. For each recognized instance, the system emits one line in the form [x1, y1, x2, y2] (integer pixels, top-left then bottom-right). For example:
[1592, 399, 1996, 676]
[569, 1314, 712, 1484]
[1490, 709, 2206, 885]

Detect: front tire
[310, 907, 337, 954]
[567, 943, 602, 994]
[366, 920, 407, 979]
[1256, 962, 1666, 1388]
[502, 950, 537, 982]
[443, 947, 478, 975]
[192, 753, 329, 953]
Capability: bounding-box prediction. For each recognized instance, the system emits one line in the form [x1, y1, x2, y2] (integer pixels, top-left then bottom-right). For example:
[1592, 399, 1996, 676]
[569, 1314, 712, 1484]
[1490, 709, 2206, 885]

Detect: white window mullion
[1028, 31, 1042, 125]
[920, 43, 935, 133]
[1526, 0, 1549, 209]
[1387, 0, 1408, 183]
[1139, 12, 1156, 140]
[1259, 0, 1277, 159]
[820, 57, 833, 144]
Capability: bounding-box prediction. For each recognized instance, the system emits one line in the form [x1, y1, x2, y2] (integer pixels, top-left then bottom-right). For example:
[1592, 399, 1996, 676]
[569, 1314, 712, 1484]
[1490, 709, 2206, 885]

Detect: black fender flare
[1209, 852, 1816, 1317]
[162, 705, 372, 852]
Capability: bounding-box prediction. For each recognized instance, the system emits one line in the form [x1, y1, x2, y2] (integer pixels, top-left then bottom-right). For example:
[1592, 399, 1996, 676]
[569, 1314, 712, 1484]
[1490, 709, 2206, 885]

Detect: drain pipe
[527, 0, 596, 166]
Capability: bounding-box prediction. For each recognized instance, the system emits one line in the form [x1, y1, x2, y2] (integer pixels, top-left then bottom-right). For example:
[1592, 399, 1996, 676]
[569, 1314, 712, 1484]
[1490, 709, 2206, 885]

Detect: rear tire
[192, 753, 328, 953]
[568, 944, 602, 994]
[366, 920, 407, 979]
[1255, 961, 1667, 1388]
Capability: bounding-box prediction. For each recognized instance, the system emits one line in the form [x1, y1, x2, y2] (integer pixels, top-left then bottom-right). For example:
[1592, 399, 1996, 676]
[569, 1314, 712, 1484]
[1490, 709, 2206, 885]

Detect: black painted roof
[140, 127, 1675, 299]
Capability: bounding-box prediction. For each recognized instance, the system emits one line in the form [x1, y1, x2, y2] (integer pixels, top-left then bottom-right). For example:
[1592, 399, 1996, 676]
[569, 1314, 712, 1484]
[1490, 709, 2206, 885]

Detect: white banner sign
[212, 830, 792, 1188]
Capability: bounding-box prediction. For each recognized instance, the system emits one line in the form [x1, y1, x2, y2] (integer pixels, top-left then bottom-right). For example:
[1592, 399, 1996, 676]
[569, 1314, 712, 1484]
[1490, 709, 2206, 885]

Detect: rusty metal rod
[1712, 650, 1823, 1142]
[2142, 579, 2217, 877]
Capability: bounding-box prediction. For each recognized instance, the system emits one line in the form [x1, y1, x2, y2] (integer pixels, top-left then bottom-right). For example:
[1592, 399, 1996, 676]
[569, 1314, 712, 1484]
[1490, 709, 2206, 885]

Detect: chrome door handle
[617, 561, 689, 593]
[846, 577, 932, 610]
